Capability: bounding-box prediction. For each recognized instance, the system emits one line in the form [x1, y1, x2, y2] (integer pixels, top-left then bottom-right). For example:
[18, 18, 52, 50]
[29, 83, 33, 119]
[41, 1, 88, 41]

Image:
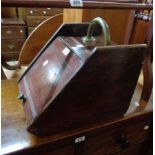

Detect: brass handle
[6, 30, 13, 35]
[8, 43, 15, 49]
[33, 9, 40, 12]
[83, 17, 111, 46]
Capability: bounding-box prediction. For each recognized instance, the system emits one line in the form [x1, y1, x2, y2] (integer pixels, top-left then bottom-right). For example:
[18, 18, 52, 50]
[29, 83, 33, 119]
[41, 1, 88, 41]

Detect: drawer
[113, 142, 150, 155]
[2, 39, 25, 53]
[28, 27, 35, 35]
[2, 26, 26, 39]
[26, 8, 63, 16]
[2, 52, 20, 61]
[26, 8, 51, 16]
[26, 16, 49, 27]
[49, 8, 63, 16]
[82, 119, 152, 155]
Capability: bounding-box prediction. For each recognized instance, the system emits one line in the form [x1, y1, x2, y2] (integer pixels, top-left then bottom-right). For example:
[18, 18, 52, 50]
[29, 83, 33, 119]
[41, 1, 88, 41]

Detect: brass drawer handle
[6, 30, 13, 35]
[18, 93, 26, 102]
[8, 43, 15, 49]
[33, 20, 41, 24]
[33, 9, 41, 12]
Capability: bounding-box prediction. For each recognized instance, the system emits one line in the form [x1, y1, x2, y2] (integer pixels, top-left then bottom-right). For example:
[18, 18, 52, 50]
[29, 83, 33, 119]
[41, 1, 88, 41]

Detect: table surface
[1, 79, 153, 155]
[1, 0, 153, 10]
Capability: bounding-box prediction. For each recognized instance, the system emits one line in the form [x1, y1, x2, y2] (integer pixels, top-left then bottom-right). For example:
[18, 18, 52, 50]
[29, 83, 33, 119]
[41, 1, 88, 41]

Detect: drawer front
[49, 8, 63, 16]
[26, 8, 63, 16]
[2, 26, 26, 39]
[2, 39, 25, 53]
[26, 16, 49, 27]
[114, 142, 150, 155]
[26, 8, 51, 16]
[82, 119, 152, 155]
[2, 52, 19, 61]
[43, 144, 74, 155]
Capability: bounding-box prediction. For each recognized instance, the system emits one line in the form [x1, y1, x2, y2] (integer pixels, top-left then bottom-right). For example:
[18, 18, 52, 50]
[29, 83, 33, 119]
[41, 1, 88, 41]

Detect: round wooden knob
[118, 135, 130, 149]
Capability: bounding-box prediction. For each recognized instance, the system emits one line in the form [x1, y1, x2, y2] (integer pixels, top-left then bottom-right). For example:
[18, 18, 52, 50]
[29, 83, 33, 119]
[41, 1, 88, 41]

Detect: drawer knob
[118, 135, 130, 149]
[8, 43, 15, 49]
[18, 93, 26, 102]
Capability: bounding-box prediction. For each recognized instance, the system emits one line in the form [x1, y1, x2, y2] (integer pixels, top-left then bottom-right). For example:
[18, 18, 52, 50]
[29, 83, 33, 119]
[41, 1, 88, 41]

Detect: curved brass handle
[83, 17, 111, 46]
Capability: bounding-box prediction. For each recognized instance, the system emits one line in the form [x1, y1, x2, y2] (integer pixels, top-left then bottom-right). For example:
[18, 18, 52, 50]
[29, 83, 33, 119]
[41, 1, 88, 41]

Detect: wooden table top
[1, 79, 152, 155]
[1, 0, 153, 10]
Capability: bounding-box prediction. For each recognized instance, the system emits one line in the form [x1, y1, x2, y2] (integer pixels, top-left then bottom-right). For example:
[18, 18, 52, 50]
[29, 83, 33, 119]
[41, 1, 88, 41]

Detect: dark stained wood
[1, 80, 152, 155]
[25, 8, 63, 16]
[18, 23, 102, 77]
[26, 16, 50, 27]
[18, 21, 147, 135]
[1, 18, 26, 40]
[2, 26, 26, 39]
[2, 39, 25, 53]
[2, 52, 20, 61]
[141, 18, 153, 102]
[114, 142, 152, 155]
[1, 0, 153, 10]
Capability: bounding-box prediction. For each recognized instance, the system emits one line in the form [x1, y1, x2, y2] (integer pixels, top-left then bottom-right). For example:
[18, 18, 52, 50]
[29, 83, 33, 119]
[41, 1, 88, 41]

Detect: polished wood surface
[1, 0, 153, 10]
[131, 20, 149, 44]
[1, 79, 152, 155]
[19, 13, 63, 65]
[18, 20, 147, 135]
[2, 26, 26, 39]
[25, 8, 63, 16]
